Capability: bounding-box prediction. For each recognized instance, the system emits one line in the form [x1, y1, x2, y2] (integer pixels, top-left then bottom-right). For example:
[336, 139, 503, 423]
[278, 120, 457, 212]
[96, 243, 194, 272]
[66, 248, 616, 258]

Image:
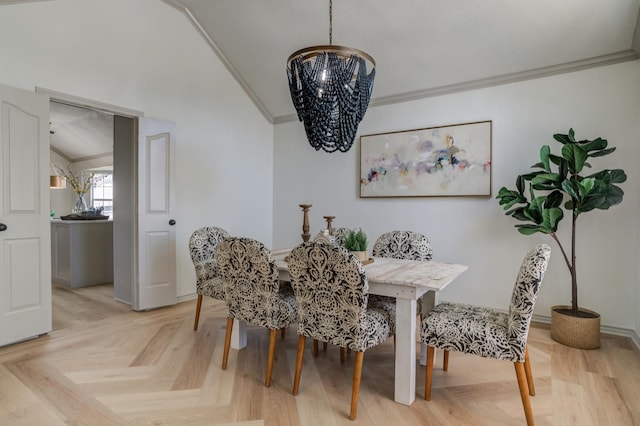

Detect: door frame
[37, 87, 143, 309]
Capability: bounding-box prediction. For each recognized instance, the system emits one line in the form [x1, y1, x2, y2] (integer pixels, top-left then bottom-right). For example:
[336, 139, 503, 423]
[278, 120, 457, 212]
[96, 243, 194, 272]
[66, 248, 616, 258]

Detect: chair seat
[300, 306, 392, 352]
[229, 289, 298, 330]
[421, 302, 517, 362]
[196, 275, 224, 299]
[367, 295, 396, 334]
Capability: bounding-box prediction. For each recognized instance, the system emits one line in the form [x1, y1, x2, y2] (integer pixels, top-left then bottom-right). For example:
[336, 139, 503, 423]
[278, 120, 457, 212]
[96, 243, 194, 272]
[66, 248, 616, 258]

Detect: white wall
[0, 0, 273, 298]
[274, 60, 640, 334]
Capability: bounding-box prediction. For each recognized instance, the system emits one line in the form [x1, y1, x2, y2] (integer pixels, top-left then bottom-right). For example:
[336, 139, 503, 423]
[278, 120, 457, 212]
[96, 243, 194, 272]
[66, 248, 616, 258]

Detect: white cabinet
[51, 220, 114, 288]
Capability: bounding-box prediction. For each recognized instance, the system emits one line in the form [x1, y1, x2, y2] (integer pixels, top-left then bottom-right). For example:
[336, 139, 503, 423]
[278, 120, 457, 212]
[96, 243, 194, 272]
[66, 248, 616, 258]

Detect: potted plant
[496, 128, 626, 349]
[343, 228, 369, 262]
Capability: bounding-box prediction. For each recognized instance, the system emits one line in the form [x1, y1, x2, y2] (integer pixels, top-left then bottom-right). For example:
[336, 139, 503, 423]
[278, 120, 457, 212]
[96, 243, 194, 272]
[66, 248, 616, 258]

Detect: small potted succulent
[343, 228, 369, 262]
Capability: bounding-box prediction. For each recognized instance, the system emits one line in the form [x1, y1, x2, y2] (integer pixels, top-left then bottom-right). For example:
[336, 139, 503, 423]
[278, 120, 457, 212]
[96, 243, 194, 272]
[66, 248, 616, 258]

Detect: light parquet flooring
[1, 284, 639, 425]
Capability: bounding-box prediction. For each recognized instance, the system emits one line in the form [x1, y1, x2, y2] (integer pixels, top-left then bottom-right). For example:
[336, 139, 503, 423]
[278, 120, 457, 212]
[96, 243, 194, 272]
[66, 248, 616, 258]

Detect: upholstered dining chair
[421, 244, 551, 426]
[189, 226, 230, 331]
[287, 241, 394, 420]
[369, 230, 434, 322]
[217, 237, 298, 387]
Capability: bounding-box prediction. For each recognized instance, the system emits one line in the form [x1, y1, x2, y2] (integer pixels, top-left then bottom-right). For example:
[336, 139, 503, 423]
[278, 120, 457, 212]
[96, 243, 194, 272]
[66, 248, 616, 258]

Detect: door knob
[169, 219, 176, 226]
[0, 223, 7, 232]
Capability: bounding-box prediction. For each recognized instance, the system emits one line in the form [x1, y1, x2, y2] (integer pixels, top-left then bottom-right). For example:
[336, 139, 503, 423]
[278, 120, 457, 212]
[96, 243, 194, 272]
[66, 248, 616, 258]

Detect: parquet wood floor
[1, 284, 638, 425]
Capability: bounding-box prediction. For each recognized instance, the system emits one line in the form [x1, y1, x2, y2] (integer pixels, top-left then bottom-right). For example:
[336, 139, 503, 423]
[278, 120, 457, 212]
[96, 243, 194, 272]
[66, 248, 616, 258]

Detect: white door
[135, 117, 176, 310]
[0, 83, 51, 346]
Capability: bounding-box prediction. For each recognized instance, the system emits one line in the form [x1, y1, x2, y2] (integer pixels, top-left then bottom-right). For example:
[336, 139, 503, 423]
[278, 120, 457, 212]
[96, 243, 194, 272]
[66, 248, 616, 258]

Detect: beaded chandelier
[286, 0, 375, 153]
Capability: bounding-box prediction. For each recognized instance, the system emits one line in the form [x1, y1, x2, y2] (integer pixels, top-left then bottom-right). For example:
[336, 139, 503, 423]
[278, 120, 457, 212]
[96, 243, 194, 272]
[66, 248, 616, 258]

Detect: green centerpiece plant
[344, 228, 369, 262]
[496, 129, 626, 348]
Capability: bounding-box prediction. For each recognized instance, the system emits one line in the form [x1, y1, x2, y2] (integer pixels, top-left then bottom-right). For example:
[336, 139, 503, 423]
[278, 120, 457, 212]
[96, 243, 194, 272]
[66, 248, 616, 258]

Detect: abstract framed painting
[359, 120, 492, 197]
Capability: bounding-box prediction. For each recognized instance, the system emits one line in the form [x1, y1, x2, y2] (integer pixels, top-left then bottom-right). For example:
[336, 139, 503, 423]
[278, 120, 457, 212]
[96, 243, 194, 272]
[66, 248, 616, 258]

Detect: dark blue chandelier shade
[287, 45, 376, 153]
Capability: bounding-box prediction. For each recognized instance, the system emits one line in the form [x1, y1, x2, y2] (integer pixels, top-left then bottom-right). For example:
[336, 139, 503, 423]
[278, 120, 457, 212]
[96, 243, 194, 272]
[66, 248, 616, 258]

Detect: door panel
[0, 83, 51, 346]
[136, 118, 176, 310]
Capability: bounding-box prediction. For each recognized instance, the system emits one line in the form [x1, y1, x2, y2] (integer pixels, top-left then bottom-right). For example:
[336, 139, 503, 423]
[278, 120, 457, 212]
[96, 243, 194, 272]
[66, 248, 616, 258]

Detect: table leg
[231, 319, 247, 349]
[394, 298, 417, 405]
[419, 291, 437, 365]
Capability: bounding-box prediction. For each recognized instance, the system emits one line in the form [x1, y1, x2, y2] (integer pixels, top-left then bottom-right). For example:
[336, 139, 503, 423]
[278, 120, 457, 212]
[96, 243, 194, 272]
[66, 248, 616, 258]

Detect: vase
[72, 193, 88, 214]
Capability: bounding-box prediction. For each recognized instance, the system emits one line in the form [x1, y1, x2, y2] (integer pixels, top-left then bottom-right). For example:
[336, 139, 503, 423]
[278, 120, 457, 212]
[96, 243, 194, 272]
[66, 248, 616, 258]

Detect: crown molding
[160, 1, 640, 127]
[274, 50, 640, 124]
[160, 0, 189, 12]
[0, 0, 51, 5]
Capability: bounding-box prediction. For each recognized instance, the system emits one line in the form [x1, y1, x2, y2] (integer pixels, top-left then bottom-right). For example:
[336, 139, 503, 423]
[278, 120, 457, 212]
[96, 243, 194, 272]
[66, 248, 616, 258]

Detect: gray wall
[274, 60, 640, 343]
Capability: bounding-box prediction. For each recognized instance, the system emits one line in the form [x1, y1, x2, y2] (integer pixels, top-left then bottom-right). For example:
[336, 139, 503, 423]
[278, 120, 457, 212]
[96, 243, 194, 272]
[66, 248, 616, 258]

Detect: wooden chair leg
[515, 361, 535, 426]
[281, 327, 286, 340]
[265, 329, 278, 387]
[221, 317, 233, 370]
[425, 345, 435, 400]
[193, 294, 203, 330]
[524, 347, 535, 396]
[292, 335, 306, 395]
[443, 349, 449, 371]
[313, 339, 319, 357]
[340, 347, 345, 363]
[350, 351, 364, 420]
[323, 341, 328, 352]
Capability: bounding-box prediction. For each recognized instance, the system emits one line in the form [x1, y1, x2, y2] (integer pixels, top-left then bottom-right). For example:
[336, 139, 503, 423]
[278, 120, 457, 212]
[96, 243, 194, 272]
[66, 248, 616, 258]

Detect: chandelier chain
[329, 0, 333, 45]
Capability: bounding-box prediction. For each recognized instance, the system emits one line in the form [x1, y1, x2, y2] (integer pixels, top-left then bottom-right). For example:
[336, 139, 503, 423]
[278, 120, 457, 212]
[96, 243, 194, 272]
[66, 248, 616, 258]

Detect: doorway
[42, 88, 141, 308]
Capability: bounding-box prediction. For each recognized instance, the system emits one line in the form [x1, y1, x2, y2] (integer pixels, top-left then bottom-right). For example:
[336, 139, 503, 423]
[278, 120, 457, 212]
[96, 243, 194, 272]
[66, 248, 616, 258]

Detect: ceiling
[48, 0, 640, 160]
[49, 101, 113, 163]
[164, 0, 640, 123]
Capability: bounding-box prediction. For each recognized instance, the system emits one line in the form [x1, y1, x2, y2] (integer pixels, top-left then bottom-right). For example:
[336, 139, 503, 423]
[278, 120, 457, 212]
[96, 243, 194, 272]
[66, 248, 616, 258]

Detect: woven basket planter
[550, 305, 601, 349]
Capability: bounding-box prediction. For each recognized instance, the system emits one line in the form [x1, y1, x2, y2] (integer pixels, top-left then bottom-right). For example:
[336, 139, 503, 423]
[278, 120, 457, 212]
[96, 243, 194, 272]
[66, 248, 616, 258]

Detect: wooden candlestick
[323, 215, 335, 235]
[300, 204, 312, 242]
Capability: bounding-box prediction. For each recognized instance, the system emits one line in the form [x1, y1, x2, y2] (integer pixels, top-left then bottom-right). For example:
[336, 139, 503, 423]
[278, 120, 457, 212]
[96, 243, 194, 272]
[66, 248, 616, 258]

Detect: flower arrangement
[52, 164, 102, 194]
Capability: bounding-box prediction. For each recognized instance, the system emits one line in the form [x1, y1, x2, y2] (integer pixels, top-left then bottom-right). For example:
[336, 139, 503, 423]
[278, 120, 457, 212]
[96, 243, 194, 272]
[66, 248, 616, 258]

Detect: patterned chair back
[188, 226, 230, 298]
[216, 237, 283, 329]
[507, 244, 551, 358]
[288, 242, 374, 351]
[372, 230, 433, 260]
[332, 227, 350, 247]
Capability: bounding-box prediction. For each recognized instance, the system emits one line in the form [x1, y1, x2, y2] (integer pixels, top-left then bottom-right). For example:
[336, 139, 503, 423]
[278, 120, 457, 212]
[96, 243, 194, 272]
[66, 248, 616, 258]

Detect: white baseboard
[532, 314, 640, 351]
[177, 292, 198, 304]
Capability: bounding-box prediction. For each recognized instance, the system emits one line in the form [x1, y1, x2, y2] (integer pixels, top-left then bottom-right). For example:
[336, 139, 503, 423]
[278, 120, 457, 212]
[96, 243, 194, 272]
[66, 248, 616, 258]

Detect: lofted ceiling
[164, 0, 640, 123]
[49, 101, 113, 164]
[45, 0, 640, 159]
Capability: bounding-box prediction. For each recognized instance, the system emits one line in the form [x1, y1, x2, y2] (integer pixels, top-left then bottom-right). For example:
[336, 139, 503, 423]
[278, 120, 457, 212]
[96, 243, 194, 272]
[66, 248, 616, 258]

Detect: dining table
[229, 248, 468, 406]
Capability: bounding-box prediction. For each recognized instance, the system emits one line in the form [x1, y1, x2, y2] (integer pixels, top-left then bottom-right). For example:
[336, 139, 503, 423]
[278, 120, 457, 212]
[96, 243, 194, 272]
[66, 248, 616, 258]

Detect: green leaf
[516, 224, 543, 235]
[544, 190, 564, 208]
[579, 177, 595, 197]
[542, 207, 563, 232]
[609, 169, 627, 184]
[588, 147, 615, 158]
[540, 145, 550, 172]
[553, 132, 571, 145]
[561, 179, 581, 200]
[516, 175, 525, 194]
[548, 153, 564, 166]
[562, 143, 588, 173]
[581, 137, 608, 152]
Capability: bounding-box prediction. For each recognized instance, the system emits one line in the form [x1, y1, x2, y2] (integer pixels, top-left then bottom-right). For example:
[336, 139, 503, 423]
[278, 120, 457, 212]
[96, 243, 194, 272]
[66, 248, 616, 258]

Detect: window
[90, 173, 113, 218]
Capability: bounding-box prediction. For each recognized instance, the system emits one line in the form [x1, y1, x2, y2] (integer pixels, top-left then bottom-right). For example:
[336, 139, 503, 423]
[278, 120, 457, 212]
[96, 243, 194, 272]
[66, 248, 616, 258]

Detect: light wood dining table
[230, 249, 468, 406]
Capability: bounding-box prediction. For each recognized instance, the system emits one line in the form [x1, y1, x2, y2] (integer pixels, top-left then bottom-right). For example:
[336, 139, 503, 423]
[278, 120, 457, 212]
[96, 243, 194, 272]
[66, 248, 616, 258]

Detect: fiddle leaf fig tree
[496, 129, 626, 317]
